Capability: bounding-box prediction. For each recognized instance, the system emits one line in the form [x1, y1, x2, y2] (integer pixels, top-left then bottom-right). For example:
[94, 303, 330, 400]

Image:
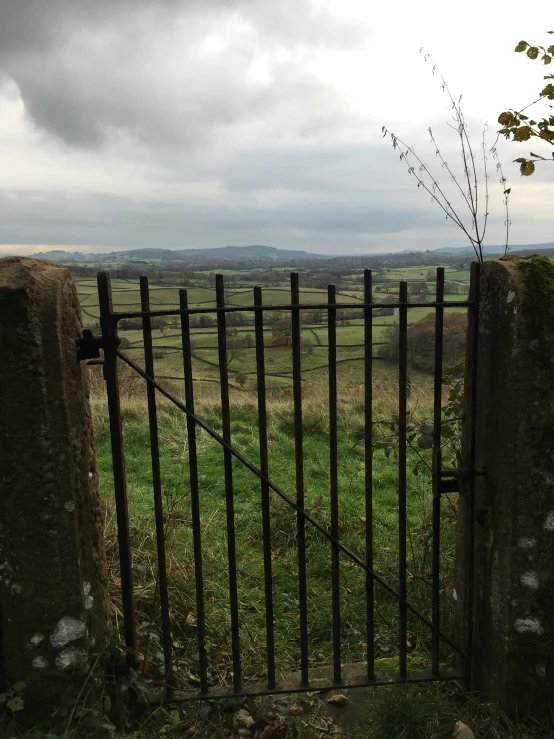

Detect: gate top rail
[109, 298, 474, 321]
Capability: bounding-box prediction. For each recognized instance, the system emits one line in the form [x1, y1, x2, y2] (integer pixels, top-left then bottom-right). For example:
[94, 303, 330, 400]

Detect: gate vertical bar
[431, 268, 445, 675]
[180, 289, 209, 694]
[328, 284, 341, 684]
[254, 286, 276, 690]
[215, 274, 242, 692]
[464, 261, 480, 690]
[97, 271, 136, 668]
[140, 276, 173, 695]
[364, 269, 375, 680]
[290, 272, 309, 686]
[398, 280, 408, 679]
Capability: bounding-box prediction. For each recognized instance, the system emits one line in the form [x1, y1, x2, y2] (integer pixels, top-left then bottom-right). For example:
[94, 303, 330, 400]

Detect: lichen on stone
[520, 571, 540, 590]
[514, 617, 544, 635]
[27, 632, 44, 649]
[50, 616, 85, 648]
[55, 646, 88, 673]
[514, 255, 554, 355]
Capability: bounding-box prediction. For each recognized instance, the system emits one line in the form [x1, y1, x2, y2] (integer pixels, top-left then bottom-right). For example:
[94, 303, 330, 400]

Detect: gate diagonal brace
[114, 347, 466, 659]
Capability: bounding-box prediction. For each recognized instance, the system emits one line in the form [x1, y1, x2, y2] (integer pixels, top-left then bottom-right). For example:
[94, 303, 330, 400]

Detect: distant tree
[381, 312, 467, 373]
[497, 32, 554, 176]
[374, 295, 397, 317]
[408, 281, 429, 297]
[151, 317, 167, 331]
[302, 337, 315, 355]
[308, 309, 325, 324]
[306, 272, 342, 290]
[235, 372, 248, 388]
[264, 311, 282, 326]
[198, 315, 216, 328]
[272, 317, 293, 346]
[226, 327, 245, 365]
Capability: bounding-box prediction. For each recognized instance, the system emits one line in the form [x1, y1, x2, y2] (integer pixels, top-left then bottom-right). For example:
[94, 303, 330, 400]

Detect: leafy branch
[497, 32, 554, 176]
[383, 51, 510, 262]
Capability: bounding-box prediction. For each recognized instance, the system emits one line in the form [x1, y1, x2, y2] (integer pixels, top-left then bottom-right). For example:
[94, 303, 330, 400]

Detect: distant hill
[30, 245, 325, 263]
[19, 241, 554, 264]
[431, 242, 554, 255]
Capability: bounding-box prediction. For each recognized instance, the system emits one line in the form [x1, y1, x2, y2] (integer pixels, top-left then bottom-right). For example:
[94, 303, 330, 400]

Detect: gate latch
[77, 329, 104, 363]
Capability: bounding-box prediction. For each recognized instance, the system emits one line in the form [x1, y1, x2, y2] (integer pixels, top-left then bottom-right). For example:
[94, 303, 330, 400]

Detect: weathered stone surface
[455, 255, 554, 715]
[0, 257, 109, 720]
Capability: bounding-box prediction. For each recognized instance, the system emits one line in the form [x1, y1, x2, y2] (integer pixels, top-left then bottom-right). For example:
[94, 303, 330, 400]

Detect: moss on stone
[514, 254, 554, 347]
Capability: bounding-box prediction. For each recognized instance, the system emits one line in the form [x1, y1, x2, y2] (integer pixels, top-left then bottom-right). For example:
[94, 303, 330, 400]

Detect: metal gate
[79, 265, 480, 703]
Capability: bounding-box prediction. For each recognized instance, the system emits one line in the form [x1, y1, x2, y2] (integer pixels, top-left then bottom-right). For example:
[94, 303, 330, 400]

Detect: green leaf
[527, 46, 540, 60]
[7, 695, 24, 712]
[417, 434, 433, 450]
[515, 41, 528, 52]
[520, 160, 535, 176]
[542, 54, 552, 65]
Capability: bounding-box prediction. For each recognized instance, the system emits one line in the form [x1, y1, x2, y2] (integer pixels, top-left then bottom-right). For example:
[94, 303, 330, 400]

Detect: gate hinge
[439, 467, 486, 495]
[77, 329, 104, 362]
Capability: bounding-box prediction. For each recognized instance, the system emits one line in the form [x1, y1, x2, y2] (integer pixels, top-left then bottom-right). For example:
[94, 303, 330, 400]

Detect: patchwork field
[76, 270, 469, 396]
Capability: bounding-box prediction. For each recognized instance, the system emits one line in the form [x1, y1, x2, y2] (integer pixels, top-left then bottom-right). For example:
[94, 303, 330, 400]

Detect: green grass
[91, 374, 460, 695]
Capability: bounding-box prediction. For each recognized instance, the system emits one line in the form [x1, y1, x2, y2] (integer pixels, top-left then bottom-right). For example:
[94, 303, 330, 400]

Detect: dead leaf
[312, 717, 330, 733]
[289, 703, 303, 715]
[233, 709, 255, 730]
[257, 724, 285, 739]
[327, 694, 349, 706]
[453, 720, 475, 739]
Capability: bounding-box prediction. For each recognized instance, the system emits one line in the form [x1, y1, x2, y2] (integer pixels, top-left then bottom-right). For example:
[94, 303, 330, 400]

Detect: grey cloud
[223, 143, 399, 195]
[0, 0, 361, 148]
[0, 0, 359, 55]
[0, 183, 432, 250]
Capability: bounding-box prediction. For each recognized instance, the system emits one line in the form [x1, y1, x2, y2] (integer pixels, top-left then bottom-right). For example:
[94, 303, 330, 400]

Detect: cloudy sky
[0, 0, 551, 256]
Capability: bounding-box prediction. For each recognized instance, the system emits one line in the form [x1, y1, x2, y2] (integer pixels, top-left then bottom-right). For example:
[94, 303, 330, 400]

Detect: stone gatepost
[0, 257, 109, 722]
[455, 255, 554, 716]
